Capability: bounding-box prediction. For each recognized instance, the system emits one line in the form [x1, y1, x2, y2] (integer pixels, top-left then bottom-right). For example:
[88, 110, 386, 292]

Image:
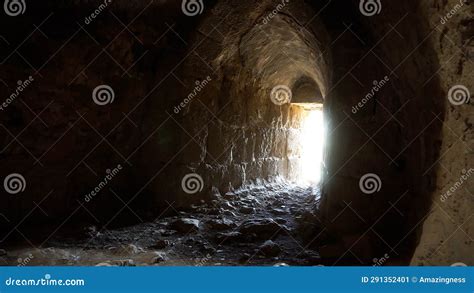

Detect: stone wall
[170, 0, 331, 203]
[410, 0, 473, 266]
[317, 0, 472, 265]
[0, 0, 329, 230]
[0, 0, 471, 266]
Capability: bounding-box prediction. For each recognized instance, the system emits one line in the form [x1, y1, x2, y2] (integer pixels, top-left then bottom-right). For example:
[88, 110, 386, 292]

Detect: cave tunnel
[0, 0, 472, 267]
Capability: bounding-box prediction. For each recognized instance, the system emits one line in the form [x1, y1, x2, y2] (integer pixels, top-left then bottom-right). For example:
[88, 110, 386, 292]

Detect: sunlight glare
[300, 108, 324, 184]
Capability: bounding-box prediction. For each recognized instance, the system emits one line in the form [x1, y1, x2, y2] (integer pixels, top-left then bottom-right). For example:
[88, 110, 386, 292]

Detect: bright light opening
[298, 105, 324, 185]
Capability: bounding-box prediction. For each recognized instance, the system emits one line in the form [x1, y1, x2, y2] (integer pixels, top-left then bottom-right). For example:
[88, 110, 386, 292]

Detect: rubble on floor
[2, 181, 323, 266]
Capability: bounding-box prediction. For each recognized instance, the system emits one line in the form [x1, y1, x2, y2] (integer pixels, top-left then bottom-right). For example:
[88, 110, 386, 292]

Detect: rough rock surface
[2, 182, 321, 266]
[0, 0, 471, 266]
[170, 218, 201, 233]
[259, 240, 282, 257]
[409, 0, 473, 266]
[316, 0, 472, 265]
[0, 0, 327, 227]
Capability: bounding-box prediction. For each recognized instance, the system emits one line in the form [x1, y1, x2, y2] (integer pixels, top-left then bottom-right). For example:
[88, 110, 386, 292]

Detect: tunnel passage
[0, 0, 472, 266]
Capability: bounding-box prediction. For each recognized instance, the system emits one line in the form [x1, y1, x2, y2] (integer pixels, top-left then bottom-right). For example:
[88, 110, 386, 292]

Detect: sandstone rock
[214, 232, 242, 244]
[271, 208, 287, 215]
[170, 218, 200, 233]
[96, 259, 135, 266]
[150, 239, 170, 249]
[239, 219, 284, 240]
[274, 218, 287, 224]
[152, 252, 169, 263]
[0, 0, 468, 268]
[259, 240, 281, 257]
[200, 244, 216, 254]
[185, 237, 200, 245]
[111, 259, 136, 266]
[222, 202, 235, 210]
[224, 192, 237, 199]
[222, 210, 238, 218]
[95, 262, 113, 267]
[206, 218, 235, 231]
[239, 253, 251, 264]
[239, 206, 255, 214]
[156, 229, 176, 236]
[111, 244, 144, 255]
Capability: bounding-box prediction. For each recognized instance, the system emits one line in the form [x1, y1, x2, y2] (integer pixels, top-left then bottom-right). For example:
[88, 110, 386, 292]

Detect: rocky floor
[1, 181, 323, 266]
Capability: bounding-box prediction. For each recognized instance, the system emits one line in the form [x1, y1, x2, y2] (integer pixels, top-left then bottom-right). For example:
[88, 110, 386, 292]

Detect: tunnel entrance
[294, 104, 324, 185]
